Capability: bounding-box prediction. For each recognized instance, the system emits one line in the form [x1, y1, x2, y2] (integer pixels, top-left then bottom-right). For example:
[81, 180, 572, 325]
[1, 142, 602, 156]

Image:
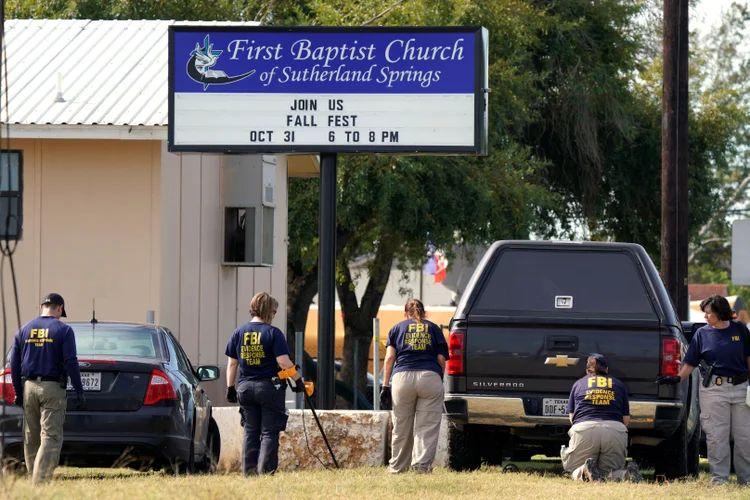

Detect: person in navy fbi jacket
[381, 298, 449, 474]
[225, 292, 307, 476]
[657, 294, 750, 486]
[561, 354, 641, 482]
[10, 293, 85, 485]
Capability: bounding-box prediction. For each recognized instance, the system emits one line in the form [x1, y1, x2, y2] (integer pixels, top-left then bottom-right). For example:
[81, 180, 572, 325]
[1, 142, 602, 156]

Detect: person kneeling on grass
[560, 354, 642, 483]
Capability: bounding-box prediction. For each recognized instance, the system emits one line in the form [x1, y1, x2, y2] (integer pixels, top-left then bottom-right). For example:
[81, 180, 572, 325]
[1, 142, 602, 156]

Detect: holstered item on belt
[271, 376, 285, 391]
[703, 365, 714, 388]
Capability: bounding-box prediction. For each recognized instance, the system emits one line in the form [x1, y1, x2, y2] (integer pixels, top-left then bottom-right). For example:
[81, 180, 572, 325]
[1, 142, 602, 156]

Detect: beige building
[0, 20, 318, 401]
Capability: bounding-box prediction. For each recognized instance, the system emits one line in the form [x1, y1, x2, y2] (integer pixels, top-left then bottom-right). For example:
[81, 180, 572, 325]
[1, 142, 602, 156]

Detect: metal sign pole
[373, 318, 380, 411]
[317, 152, 337, 410]
[295, 331, 304, 409]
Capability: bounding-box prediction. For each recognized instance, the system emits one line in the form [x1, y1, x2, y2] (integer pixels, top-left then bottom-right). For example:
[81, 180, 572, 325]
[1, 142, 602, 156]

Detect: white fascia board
[2, 124, 168, 140]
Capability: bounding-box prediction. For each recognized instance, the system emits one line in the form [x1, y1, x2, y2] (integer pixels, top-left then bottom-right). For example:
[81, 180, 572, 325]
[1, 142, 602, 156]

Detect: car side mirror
[196, 365, 220, 382]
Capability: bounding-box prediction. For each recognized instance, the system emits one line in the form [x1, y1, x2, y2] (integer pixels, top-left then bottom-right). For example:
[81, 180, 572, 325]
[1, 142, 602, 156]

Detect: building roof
[687, 283, 729, 302]
[2, 19, 259, 128]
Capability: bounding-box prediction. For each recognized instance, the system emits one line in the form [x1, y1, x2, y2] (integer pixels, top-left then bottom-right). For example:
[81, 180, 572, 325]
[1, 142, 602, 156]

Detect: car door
[165, 330, 209, 458]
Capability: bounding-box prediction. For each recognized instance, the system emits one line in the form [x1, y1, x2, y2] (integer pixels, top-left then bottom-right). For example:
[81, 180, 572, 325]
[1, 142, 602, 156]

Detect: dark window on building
[0, 151, 22, 240]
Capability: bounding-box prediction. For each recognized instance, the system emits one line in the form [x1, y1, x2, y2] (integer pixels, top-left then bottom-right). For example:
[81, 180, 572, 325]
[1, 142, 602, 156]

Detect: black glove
[380, 385, 392, 410]
[656, 375, 681, 385]
[291, 377, 306, 393]
[226, 386, 238, 403]
[75, 392, 86, 411]
[13, 394, 22, 408]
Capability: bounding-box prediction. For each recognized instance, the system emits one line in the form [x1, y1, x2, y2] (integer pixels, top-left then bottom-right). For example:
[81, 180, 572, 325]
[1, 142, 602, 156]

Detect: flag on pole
[434, 251, 448, 284]
[424, 244, 448, 284]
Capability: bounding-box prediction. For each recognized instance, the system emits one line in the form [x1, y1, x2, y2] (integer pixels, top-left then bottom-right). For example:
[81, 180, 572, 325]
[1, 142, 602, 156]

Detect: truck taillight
[447, 332, 465, 376]
[0, 367, 15, 404]
[143, 369, 177, 405]
[661, 338, 681, 377]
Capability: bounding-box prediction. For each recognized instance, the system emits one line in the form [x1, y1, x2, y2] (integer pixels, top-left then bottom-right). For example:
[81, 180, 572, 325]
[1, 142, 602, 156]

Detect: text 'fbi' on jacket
[241, 331, 265, 366]
[405, 323, 432, 351]
[585, 376, 615, 405]
[26, 329, 54, 346]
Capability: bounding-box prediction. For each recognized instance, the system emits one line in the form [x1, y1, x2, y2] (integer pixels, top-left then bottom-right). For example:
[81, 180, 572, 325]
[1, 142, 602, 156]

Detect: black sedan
[0, 321, 221, 474]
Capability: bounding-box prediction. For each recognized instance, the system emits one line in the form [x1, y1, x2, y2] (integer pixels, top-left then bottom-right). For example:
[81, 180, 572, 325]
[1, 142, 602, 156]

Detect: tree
[685, 1, 750, 290]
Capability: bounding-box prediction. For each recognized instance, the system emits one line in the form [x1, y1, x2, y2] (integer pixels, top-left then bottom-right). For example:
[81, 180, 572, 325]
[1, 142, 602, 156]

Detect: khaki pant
[561, 420, 627, 478]
[389, 370, 444, 473]
[23, 380, 67, 485]
[700, 379, 750, 484]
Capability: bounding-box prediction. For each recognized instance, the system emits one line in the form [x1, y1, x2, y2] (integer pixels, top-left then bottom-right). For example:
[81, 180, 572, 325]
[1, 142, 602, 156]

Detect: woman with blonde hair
[381, 298, 449, 473]
[225, 292, 307, 476]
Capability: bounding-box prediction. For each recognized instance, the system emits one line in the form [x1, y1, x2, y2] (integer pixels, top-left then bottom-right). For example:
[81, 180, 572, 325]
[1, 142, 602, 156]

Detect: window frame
[0, 150, 23, 240]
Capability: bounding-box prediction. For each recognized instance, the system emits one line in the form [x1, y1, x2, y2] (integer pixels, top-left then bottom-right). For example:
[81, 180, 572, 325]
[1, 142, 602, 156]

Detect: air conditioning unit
[222, 155, 275, 267]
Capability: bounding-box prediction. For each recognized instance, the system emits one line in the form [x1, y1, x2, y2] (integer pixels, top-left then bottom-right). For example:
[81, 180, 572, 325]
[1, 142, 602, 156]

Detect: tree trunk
[337, 238, 395, 408]
[286, 259, 318, 364]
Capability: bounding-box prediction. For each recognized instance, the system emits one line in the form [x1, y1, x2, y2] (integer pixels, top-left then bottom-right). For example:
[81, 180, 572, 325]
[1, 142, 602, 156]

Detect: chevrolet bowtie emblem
[544, 355, 579, 367]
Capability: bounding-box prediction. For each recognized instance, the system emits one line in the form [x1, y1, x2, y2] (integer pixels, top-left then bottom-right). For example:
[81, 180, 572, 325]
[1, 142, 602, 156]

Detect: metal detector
[277, 366, 339, 469]
[303, 390, 339, 469]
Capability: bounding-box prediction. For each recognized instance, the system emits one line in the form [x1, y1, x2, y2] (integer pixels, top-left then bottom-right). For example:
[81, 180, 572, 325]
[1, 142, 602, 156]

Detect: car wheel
[201, 417, 221, 474]
[654, 418, 689, 479]
[447, 423, 481, 471]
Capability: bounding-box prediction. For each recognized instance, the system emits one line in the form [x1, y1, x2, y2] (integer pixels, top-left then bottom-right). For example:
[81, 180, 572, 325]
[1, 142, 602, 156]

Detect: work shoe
[626, 461, 642, 483]
[711, 476, 728, 486]
[582, 458, 602, 482]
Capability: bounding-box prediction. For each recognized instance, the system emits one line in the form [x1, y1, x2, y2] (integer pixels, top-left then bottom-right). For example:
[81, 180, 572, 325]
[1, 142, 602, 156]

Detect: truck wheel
[447, 423, 481, 471]
[687, 419, 701, 478]
[654, 419, 689, 479]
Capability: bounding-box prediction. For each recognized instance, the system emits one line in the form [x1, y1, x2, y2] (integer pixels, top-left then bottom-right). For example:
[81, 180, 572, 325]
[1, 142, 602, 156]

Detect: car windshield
[72, 325, 164, 358]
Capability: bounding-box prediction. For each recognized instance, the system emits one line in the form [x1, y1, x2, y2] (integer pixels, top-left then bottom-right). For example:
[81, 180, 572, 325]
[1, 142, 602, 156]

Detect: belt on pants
[26, 375, 59, 382]
[711, 373, 748, 386]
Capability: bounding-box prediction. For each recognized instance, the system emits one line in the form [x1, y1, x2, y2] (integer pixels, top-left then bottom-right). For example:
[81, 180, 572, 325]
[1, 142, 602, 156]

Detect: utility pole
[662, 0, 689, 321]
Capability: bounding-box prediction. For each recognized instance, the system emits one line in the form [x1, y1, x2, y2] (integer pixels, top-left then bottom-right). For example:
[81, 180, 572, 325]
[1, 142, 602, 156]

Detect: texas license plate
[67, 372, 101, 391]
[542, 398, 568, 417]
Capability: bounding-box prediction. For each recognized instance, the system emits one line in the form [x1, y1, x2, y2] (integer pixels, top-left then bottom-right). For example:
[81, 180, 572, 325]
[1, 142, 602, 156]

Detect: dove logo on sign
[186, 35, 256, 90]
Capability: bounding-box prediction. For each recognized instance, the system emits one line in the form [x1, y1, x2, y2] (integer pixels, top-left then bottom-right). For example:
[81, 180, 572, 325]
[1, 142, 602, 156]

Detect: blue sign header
[171, 29, 478, 94]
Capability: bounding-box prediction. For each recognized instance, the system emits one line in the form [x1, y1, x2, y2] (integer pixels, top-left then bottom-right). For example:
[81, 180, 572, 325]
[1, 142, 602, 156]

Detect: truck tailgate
[465, 323, 661, 398]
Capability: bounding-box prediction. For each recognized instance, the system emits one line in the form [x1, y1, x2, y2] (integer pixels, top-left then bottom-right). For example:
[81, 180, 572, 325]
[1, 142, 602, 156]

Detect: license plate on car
[543, 398, 568, 417]
[67, 372, 101, 391]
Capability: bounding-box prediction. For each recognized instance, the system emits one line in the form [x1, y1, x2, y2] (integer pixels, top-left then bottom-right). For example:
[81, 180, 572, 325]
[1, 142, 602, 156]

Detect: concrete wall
[0, 138, 161, 348]
[213, 407, 392, 471]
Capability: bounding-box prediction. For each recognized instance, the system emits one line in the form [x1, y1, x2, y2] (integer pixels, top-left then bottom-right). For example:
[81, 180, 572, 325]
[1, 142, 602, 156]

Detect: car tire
[447, 423, 481, 471]
[654, 418, 689, 479]
[201, 417, 221, 474]
[687, 418, 701, 478]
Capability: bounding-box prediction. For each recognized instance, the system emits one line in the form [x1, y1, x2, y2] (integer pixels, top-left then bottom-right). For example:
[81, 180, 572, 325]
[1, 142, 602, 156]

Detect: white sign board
[168, 27, 488, 155]
[733, 219, 750, 285]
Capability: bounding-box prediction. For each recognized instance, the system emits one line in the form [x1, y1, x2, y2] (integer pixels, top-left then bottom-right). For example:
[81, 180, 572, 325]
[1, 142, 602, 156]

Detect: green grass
[1, 459, 748, 499]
